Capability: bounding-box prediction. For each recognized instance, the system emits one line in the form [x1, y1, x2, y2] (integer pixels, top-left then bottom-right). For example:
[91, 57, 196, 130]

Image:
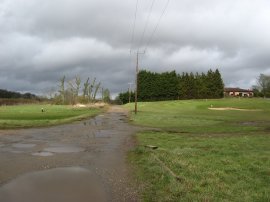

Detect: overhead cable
[130, 0, 139, 53]
[138, 0, 156, 52]
[144, 0, 170, 52]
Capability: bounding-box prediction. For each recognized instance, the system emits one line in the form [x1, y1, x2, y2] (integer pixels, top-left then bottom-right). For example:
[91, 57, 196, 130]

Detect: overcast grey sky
[0, 0, 270, 97]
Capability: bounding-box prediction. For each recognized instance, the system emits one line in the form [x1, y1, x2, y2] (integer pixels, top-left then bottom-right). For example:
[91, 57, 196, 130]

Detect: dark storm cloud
[0, 0, 270, 96]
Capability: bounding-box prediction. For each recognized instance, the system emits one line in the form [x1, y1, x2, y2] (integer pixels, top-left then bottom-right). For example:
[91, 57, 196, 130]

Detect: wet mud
[0, 106, 140, 202]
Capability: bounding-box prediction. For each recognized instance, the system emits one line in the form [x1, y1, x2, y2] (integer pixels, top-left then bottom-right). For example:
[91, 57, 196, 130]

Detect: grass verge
[127, 98, 270, 201]
[0, 104, 102, 129]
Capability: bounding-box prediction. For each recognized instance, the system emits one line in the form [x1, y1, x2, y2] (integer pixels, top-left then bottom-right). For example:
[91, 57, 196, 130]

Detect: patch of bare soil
[208, 107, 261, 111]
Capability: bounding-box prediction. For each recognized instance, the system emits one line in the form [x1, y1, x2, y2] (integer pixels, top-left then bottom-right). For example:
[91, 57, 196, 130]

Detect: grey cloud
[0, 0, 270, 96]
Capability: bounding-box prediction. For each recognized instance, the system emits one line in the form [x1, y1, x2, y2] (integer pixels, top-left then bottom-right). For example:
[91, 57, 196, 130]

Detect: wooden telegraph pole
[135, 52, 139, 114]
[134, 51, 145, 114]
[130, 50, 144, 114]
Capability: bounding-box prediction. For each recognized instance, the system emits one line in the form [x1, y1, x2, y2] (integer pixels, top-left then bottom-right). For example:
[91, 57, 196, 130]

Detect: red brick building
[224, 88, 254, 97]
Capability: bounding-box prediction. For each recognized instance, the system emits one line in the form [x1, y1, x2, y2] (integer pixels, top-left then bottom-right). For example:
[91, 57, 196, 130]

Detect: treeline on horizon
[118, 69, 224, 104]
[0, 89, 38, 99]
[0, 89, 41, 105]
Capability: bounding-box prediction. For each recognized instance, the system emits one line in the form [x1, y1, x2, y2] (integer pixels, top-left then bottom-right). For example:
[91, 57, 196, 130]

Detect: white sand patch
[208, 107, 261, 111]
[74, 104, 87, 108]
[93, 102, 106, 108]
[73, 102, 107, 109]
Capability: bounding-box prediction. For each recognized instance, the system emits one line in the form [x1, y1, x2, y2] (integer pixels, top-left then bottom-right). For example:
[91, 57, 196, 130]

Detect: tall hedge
[138, 70, 178, 101]
[118, 69, 224, 104]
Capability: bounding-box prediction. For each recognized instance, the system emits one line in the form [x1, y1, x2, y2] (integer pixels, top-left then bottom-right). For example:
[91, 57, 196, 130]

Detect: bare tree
[88, 78, 96, 101]
[56, 76, 104, 104]
[102, 88, 111, 103]
[257, 74, 270, 98]
[101, 87, 104, 101]
[68, 79, 76, 104]
[65, 76, 81, 104]
[46, 87, 56, 99]
[93, 82, 101, 101]
[83, 77, 90, 98]
[58, 76, 66, 104]
[75, 76, 81, 97]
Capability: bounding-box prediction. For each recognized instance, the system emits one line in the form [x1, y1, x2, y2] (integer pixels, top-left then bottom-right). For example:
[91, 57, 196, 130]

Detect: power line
[144, 0, 170, 52]
[138, 0, 156, 52]
[129, 0, 170, 114]
[130, 0, 139, 53]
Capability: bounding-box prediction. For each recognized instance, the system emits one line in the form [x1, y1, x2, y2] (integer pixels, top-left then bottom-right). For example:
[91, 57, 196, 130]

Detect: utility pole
[135, 52, 139, 114]
[134, 51, 145, 114]
[130, 50, 144, 114]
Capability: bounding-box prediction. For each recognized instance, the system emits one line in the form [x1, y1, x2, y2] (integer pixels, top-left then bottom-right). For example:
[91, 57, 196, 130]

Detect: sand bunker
[73, 103, 107, 108]
[208, 107, 261, 111]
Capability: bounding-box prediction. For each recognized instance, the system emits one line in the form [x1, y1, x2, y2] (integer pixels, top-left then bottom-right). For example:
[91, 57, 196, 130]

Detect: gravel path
[0, 106, 140, 202]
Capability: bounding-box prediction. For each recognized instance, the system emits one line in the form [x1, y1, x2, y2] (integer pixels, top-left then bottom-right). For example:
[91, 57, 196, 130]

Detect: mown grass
[127, 98, 270, 133]
[0, 104, 101, 129]
[126, 98, 270, 201]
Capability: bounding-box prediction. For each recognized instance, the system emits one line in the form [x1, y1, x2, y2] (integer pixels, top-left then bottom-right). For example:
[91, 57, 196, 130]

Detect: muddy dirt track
[0, 106, 140, 202]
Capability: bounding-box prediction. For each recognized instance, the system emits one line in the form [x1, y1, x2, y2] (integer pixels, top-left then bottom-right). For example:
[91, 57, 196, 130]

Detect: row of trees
[117, 69, 224, 104]
[253, 74, 270, 98]
[117, 91, 135, 104]
[0, 89, 38, 99]
[178, 69, 224, 99]
[54, 76, 110, 105]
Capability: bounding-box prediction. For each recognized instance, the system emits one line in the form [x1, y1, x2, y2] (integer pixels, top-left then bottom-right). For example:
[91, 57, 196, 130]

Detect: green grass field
[126, 98, 270, 201]
[0, 104, 101, 129]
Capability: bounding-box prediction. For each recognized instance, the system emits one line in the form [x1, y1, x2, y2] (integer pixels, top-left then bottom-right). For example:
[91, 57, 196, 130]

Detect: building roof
[224, 88, 253, 93]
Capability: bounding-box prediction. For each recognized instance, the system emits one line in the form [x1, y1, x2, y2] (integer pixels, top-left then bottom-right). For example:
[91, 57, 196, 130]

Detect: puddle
[10, 150, 24, 154]
[44, 145, 84, 153]
[95, 130, 111, 138]
[32, 151, 54, 157]
[12, 143, 36, 149]
[0, 106, 138, 201]
[0, 147, 24, 154]
[0, 167, 107, 202]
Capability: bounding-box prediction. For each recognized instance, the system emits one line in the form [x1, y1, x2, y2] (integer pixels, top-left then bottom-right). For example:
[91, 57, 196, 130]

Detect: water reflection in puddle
[0, 167, 107, 202]
[95, 130, 111, 138]
[12, 143, 36, 148]
[32, 151, 54, 157]
[0, 143, 37, 154]
[44, 145, 84, 153]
